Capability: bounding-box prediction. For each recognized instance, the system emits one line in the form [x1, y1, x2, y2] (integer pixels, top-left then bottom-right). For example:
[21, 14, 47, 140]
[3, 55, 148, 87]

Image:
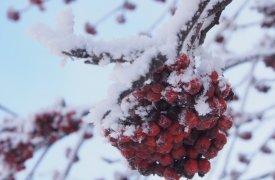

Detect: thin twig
[249, 171, 275, 180]
[94, 4, 123, 26]
[224, 52, 275, 70]
[239, 133, 273, 178]
[59, 130, 86, 180]
[0, 104, 18, 117]
[220, 61, 258, 178]
[26, 144, 52, 180]
[146, 0, 179, 34]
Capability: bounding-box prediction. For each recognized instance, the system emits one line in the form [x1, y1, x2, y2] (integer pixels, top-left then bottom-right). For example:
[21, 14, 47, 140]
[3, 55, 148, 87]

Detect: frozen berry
[198, 159, 211, 176]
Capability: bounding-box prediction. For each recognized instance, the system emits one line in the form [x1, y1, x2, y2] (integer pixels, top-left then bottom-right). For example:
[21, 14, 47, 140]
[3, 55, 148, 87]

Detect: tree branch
[62, 49, 133, 65]
[199, 0, 232, 45]
[176, 0, 210, 55]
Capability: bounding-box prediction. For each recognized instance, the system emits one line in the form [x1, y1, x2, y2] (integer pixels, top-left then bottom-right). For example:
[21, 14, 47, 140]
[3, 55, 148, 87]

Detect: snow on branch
[88, 0, 233, 131]
[28, 0, 232, 135]
[28, 8, 155, 65]
[174, 0, 232, 53]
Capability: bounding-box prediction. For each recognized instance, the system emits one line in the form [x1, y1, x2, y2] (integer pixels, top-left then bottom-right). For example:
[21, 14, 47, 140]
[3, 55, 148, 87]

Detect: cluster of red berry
[31, 111, 83, 143]
[0, 140, 34, 175]
[0, 110, 87, 179]
[104, 54, 233, 179]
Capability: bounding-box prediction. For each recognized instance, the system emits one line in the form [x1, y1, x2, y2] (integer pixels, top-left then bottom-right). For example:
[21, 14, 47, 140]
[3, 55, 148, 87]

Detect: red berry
[160, 154, 173, 166]
[210, 71, 219, 84]
[196, 117, 216, 130]
[184, 159, 198, 177]
[176, 54, 190, 70]
[146, 122, 160, 136]
[158, 115, 172, 129]
[7, 8, 20, 21]
[204, 146, 218, 159]
[206, 84, 215, 99]
[145, 136, 156, 147]
[184, 78, 202, 95]
[184, 111, 199, 128]
[116, 14, 126, 24]
[168, 123, 183, 136]
[150, 84, 164, 94]
[198, 159, 211, 176]
[173, 132, 184, 143]
[221, 83, 231, 98]
[133, 91, 146, 100]
[123, 1, 136, 10]
[85, 23, 97, 35]
[186, 147, 199, 159]
[215, 35, 224, 43]
[150, 153, 162, 161]
[136, 160, 150, 174]
[238, 132, 252, 140]
[131, 128, 146, 142]
[171, 147, 186, 159]
[156, 133, 173, 154]
[217, 115, 233, 132]
[119, 135, 131, 143]
[164, 167, 180, 180]
[146, 90, 161, 102]
[213, 133, 227, 150]
[195, 137, 211, 154]
[165, 89, 178, 103]
[154, 164, 165, 177]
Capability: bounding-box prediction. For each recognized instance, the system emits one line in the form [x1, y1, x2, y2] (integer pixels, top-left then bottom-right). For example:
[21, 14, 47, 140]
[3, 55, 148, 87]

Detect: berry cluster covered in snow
[104, 54, 233, 179]
[0, 108, 90, 179]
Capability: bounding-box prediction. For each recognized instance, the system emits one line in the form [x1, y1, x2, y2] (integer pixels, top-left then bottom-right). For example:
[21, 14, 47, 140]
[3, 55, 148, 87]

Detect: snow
[195, 97, 211, 116]
[155, 0, 202, 42]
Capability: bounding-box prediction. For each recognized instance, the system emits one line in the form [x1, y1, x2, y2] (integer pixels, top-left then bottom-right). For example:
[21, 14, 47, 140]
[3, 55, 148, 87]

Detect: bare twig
[60, 128, 87, 180]
[26, 144, 52, 180]
[145, 0, 179, 34]
[239, 133, 273, 178]
[220, 61, 257, 178]
[0, 104, 18, 117]
[249, 171, 275, 180]
[225, 52, 275, 70]
[62, 49, 134, 65]
[93, 4, 123, 26]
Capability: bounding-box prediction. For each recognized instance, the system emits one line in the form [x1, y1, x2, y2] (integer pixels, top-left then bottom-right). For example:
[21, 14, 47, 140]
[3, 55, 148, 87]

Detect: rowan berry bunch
[104, 54, 233, 179]
[0, 107, 89, 179]
[31, 110, 83, 143]
[0, 139, 34, 179]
